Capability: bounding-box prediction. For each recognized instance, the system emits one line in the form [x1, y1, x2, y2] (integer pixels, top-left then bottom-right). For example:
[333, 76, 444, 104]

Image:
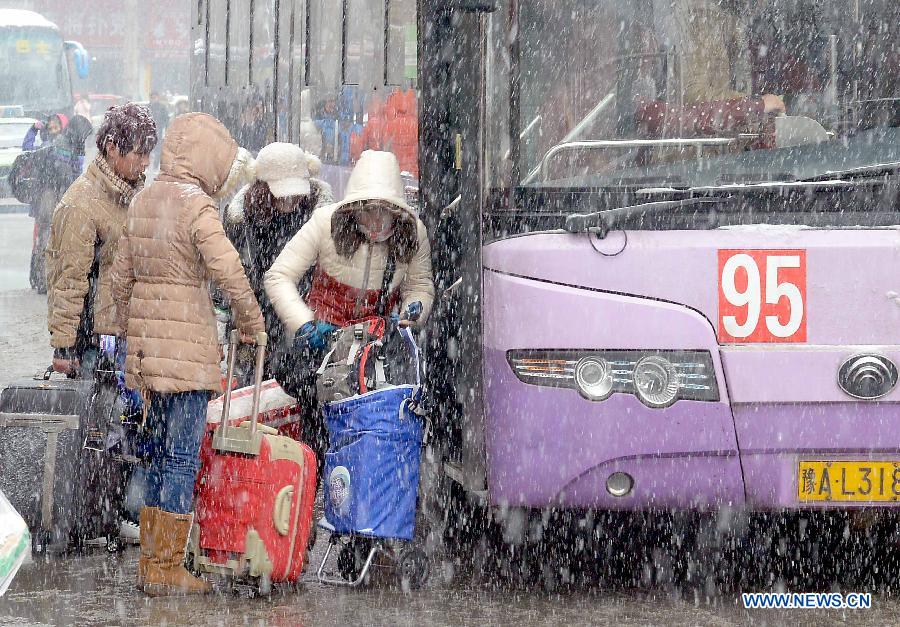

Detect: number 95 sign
[718, 250, 807, 343]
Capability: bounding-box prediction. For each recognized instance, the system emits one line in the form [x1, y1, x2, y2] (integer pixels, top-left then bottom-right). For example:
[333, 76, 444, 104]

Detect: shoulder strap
[375, 249, 396, 317]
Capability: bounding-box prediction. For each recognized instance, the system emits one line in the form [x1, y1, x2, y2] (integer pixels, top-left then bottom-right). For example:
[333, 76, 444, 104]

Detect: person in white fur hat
[264, 150, 434, 469]
[224, 142, 334, 383]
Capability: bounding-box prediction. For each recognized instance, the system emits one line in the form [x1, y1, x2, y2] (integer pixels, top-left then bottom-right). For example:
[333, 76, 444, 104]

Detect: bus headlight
[633, 356, 680, 408]
[507, 349, 719, 407]
[574, 357, 613, 401]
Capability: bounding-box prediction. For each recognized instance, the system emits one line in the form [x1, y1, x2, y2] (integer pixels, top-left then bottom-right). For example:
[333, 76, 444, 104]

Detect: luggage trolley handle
[214, 330, 268, 455]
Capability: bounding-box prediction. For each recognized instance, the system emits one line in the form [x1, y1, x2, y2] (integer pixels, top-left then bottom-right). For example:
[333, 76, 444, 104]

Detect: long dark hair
[244, 180, 319, 224]
[331, 202, 418, 264]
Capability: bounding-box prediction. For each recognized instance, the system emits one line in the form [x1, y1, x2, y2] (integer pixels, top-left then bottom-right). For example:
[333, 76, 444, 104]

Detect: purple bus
[418, 0, 900, 566]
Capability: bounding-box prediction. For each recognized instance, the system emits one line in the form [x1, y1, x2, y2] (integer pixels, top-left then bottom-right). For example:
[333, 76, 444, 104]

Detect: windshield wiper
[564, 197, 733, 238]
[798, 161, 900, 183]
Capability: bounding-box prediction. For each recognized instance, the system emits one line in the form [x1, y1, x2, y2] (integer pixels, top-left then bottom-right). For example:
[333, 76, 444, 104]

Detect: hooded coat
[111, 113, 264, 393]
[350, 99, 387, 162]
[264, 151, 434, 337]
[383, 90, 419, 177]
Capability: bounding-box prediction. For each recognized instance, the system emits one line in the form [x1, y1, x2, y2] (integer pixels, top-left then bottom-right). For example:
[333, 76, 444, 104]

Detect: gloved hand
[394, 301, 423, 328]
[404, 301, 423, 322]
[294, 321, 338, 351]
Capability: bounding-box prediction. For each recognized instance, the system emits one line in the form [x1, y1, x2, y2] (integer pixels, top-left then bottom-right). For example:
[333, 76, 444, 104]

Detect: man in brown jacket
[111, 112, 264, 596]
[45, 103, 158, 376]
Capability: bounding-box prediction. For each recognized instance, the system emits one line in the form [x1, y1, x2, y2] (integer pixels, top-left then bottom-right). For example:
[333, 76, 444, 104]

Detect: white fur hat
[255, 142, 311, 198]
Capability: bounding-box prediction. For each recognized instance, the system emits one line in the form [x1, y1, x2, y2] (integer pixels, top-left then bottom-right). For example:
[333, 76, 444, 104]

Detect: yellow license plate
[798, 461, 900, 502]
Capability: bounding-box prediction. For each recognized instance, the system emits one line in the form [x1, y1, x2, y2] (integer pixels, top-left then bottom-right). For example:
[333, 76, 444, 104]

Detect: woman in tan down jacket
[264, 150, 434, 469]
[111, 113, 264, 597]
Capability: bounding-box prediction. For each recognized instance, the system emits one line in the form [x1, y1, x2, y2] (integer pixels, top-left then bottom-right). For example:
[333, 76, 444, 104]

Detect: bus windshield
[501, 0, 899, 190]
[0, 26, 71, 117]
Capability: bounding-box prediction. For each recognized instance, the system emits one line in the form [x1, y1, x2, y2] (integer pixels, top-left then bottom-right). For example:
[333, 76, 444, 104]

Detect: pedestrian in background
[237, 94, 268, 154]
[22, 112, 68, 150]
[74, 94, 92, 119]
[112, 112, 264, 597]
[173, 96, 190, 117]
[27, 115, 93, 294]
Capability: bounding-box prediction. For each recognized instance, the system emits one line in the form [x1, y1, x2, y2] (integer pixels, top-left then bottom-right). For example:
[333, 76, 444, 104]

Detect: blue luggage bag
[323, 385, 424, 541]
[316, 325, 429, 587]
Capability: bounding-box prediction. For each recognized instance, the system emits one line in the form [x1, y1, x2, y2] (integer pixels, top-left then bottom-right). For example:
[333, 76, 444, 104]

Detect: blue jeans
[143, 391, 209, 514]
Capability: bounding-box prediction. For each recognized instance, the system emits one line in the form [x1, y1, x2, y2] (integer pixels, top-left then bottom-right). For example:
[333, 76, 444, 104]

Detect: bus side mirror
[64, 41, 90, 79]
[448, 0, 497, 12]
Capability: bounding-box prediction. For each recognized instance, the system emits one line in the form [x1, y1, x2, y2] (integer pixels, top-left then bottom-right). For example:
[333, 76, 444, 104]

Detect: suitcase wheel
[250, 574, 272, 598]
[398, 546, 429, 590]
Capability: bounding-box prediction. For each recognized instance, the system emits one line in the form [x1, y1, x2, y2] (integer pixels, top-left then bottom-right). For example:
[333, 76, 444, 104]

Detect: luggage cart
[315, 327, 429, 588]
[316, 522, 429, 589]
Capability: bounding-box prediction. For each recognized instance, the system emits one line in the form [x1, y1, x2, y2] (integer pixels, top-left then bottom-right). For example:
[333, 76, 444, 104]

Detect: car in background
[0, 107, 37, 211]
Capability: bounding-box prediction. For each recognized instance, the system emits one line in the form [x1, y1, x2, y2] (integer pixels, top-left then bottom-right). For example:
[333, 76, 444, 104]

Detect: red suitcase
[189, 332, 317, 594]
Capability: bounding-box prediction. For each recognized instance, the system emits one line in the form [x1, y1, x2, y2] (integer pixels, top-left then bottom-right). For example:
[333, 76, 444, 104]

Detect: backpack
[8, 147, 52, 204]
[316, 318, 420, 404]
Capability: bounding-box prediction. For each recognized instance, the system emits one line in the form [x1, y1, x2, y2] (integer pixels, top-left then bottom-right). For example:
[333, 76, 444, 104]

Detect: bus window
[307, 0, 342, 91]
[207, 0, 227, 86]
[275, 0, 297, 141]
[343, 0, 380, 88]
[504, 0, 899, 187]
[485, 3, 511, 190]
[514, 0, 619, 178]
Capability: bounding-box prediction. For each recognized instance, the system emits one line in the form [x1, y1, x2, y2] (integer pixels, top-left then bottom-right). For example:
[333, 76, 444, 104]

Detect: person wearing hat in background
[264, 149, 434, 473]
[27, 114, 93, 295]
[224, 142, 334, 385]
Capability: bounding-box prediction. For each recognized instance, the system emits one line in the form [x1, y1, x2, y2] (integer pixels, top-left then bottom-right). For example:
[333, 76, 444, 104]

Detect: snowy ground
[2, 213, 900, 625]
[0, 214, 53, 380]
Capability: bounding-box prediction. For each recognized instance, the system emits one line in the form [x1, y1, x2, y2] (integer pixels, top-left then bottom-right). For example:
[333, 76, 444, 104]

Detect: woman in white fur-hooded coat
[264, 150, 434, 336]
[224, 142, 333, 373]
[264, 150, 434, 469]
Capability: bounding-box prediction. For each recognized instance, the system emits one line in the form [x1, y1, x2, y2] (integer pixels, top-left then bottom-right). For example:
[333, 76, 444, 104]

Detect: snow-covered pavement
[0, 215, 53, 382]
